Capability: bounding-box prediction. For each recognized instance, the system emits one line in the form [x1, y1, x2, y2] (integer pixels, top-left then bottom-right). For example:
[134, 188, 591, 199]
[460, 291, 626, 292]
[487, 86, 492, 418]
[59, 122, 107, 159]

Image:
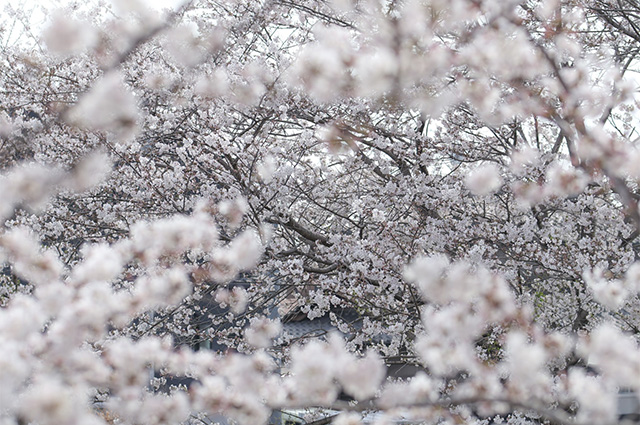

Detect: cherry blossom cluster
[0, 0, 639, 424]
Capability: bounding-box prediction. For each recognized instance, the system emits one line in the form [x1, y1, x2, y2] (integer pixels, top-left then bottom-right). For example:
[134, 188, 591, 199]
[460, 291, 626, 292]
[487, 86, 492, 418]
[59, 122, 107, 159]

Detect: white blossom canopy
[0, 0, 639, 424]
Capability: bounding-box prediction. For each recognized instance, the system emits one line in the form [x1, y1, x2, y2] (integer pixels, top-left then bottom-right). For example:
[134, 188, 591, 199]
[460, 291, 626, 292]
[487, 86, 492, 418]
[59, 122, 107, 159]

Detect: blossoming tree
[0, 0, 639, 424]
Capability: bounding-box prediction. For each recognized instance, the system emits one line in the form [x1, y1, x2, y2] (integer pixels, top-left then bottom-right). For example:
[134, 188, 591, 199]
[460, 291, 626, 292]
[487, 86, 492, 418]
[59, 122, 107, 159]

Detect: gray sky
[1, 0, 185, 11]
[0, 0, 186, 47]
[0, 0, 186, 27]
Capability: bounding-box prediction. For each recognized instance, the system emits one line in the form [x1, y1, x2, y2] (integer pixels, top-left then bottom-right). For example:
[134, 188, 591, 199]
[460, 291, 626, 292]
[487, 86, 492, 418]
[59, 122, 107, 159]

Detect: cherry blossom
[0, 0, 638, 424]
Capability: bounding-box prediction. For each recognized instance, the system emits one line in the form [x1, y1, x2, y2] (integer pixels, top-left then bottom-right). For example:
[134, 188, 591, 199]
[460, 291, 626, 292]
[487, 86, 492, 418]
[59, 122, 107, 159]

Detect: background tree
[0, 0, 639, 424]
